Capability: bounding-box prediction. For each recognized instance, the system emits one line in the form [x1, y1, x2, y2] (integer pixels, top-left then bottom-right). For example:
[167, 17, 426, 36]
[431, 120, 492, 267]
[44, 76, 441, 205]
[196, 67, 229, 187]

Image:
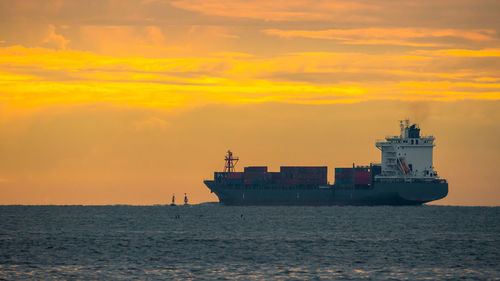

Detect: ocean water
[0, 205, 498, 280]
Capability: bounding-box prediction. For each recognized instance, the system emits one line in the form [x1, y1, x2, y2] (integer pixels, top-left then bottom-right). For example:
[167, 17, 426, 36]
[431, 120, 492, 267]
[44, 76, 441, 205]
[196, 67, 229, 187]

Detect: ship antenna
[224, 150, 239, 173]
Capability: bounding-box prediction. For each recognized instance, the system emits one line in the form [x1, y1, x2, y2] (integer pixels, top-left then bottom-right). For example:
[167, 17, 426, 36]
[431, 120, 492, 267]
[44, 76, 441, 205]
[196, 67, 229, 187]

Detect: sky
[0, 0, 499, 205]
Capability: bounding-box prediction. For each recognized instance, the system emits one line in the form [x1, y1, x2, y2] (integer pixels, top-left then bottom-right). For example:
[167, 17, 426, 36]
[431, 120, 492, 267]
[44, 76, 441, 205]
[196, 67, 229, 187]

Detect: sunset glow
[0, 0, 499, 205]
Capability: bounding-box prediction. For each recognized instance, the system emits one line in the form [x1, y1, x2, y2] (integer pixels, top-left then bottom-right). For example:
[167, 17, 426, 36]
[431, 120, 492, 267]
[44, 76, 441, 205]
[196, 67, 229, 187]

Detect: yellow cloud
[43, 24, 70, 50]
[398, 81, 500, 89]
[0, 72, 38, 81]
[0, 79, 369, 108]
[474, 77, 499, 82]
[0, 46, 498, 110]
[416, 49, 500, 57]
[0, 45, 230, 73]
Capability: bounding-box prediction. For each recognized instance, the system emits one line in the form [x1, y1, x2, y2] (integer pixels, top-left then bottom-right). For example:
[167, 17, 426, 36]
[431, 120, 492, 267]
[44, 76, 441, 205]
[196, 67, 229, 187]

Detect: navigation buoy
[170, 194, 176, 206]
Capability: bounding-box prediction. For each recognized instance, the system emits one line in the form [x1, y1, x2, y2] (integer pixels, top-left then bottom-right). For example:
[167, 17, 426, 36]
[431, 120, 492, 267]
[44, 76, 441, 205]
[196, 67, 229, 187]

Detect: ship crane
[224, 150, 239, 173]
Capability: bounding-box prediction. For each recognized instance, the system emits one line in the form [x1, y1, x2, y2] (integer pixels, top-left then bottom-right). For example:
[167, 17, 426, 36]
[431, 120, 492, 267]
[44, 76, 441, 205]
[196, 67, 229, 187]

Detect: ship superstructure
[376, 120, 437, 180]
[204, 120, 448, 205]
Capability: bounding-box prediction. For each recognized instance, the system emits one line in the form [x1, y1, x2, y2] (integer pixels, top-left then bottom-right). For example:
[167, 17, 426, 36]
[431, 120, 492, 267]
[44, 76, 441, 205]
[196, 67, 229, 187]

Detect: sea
[0, 205, 498, 280]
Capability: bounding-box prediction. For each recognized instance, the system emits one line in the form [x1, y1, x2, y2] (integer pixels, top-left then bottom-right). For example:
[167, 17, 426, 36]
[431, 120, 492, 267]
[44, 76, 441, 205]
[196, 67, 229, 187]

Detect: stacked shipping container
[227, 172, 243, 179]
[244, 166, 268, 173]
[354, 170, 370, 185]
[226, 172, 243, 184]
[217, 165, 371, 186]
[243, 166, 270, 184]
[280, 166, 328, 185]
[334, 167, 372, 185]
[334, 168, 353, 185]
[217, 166, 335, 186]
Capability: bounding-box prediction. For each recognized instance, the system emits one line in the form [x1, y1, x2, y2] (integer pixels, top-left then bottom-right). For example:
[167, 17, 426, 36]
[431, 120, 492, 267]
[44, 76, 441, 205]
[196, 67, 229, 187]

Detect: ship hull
[204, 180, 448, 206]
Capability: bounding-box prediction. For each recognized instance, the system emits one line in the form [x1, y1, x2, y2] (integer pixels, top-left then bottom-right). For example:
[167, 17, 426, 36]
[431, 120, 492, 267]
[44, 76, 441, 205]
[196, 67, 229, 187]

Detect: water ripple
[0, 205, 499, 280]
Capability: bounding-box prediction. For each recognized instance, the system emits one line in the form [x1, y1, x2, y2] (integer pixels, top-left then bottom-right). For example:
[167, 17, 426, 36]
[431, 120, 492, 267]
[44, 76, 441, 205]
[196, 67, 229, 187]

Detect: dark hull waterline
[204, 181, 448, 206]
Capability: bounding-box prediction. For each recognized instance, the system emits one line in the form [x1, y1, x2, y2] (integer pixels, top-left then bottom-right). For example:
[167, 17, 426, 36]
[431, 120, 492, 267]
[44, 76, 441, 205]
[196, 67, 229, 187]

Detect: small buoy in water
[170, 193, 176, 206]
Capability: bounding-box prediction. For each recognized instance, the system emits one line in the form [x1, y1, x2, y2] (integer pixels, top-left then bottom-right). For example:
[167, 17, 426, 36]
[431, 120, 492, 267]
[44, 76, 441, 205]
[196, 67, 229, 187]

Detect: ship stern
[397, 180, 448, 204]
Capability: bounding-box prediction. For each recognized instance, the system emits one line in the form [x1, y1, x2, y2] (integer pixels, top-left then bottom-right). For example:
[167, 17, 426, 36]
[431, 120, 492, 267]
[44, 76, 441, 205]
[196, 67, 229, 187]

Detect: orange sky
[0, 0, 499, 205]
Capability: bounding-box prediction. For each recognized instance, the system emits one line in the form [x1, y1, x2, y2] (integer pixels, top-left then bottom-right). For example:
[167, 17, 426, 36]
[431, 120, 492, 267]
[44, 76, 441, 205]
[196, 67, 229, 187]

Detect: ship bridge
[375, 120, 438, 180]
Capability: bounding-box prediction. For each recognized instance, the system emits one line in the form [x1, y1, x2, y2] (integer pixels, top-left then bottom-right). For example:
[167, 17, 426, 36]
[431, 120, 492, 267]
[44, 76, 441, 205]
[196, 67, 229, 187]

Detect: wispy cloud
[263, 28, 497, 47]
[0, 1, 498, 109]
[0, 46, 498, 109]
[0, 0, 499, 205]
[43, 24, 70, 50]
[414, 49, 500, 57]
[170, 0, 377, 21]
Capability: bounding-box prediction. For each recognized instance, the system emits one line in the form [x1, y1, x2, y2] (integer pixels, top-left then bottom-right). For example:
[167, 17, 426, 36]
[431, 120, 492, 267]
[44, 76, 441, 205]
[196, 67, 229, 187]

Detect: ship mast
[223, 150, 239, 173]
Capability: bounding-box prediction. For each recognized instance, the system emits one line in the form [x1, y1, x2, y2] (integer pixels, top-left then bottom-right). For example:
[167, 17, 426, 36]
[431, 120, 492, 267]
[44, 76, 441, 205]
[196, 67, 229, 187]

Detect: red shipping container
[244, 172, 269, 179]
[354, 171, 371, 185]
[227, 172, 243, 179]
[244, 166, 268, 173]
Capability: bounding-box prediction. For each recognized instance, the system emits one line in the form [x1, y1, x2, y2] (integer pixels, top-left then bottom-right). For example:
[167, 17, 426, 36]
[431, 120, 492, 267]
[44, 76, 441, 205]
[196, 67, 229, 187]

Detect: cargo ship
[204, 120, 448, 205]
